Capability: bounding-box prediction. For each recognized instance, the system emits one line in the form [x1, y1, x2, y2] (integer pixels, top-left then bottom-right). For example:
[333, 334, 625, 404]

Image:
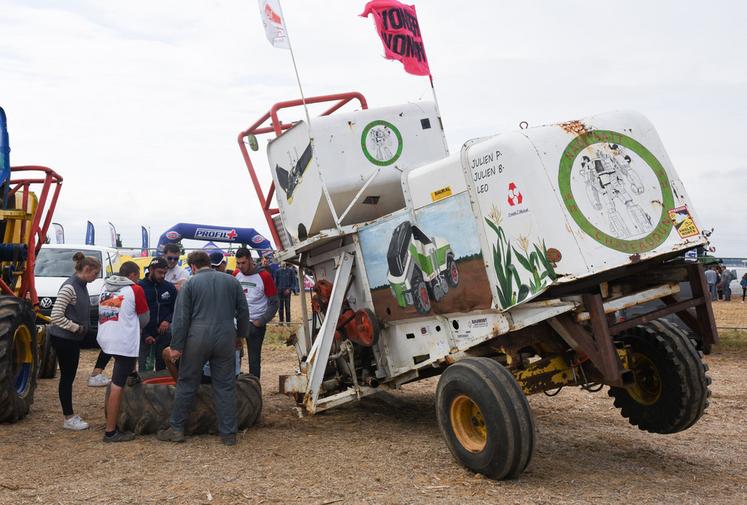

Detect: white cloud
[1, 0, 745, 255]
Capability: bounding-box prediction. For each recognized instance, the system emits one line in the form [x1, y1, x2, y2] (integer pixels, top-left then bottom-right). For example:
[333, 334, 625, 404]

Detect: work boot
[156, 427, 185, 443]
[103, 430, 135, 443]
[221, 434, 237, 446]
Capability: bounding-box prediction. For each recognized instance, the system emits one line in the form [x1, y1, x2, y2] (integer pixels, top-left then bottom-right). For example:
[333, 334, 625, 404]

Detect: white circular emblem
[40, 297, 53, 309]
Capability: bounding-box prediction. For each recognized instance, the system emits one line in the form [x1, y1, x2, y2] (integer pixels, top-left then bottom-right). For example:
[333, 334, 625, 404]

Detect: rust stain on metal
[546, 247, 562, 263]
[560, 120, 589, 136]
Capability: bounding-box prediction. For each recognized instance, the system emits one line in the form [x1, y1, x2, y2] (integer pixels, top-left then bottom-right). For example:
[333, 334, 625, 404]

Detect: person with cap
[163, 243, 190, 291]
[210, 251, 229, 273]
[138, 256, 178, 371]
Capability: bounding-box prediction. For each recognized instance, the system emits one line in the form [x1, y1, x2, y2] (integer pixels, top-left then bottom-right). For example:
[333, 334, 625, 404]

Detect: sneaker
[103, 430, 135, 443]
[156, 427, 185, 443]
[88, 374, 111, 387]
[63, 415, 89, 431]
[221, 434, 237, 446]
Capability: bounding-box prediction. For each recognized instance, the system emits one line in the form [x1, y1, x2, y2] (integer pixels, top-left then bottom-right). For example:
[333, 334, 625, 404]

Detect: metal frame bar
[550, 294, 632, 387]
[304, 251, 355, 412]
[236, 92, 368, 248]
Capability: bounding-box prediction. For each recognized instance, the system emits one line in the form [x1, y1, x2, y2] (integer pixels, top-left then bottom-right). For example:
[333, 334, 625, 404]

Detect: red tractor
[0, 106, 63, 422]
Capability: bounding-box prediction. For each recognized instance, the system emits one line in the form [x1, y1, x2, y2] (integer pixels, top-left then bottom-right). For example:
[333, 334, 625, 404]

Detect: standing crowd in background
[46, 244, 303, 444]
[704, 264, 746, 303]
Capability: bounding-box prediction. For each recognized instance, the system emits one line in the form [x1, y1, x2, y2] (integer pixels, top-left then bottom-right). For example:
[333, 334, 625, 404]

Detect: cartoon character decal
[578, 143, 653, 239]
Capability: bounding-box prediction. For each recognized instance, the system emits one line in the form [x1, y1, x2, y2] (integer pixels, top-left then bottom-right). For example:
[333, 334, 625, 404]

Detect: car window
[35, 249, 104, 278]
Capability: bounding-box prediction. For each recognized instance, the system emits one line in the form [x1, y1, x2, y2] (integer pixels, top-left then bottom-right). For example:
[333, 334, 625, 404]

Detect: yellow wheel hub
[627, 352, 662, 406]
[12, 324, 34, 398]
[450, 394, 487, 453]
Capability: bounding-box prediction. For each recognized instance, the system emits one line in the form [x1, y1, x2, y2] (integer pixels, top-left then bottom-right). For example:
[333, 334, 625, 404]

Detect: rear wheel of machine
[0, 296, 39, 423]
[436, 357, 535, 480]
[411, 268, 431, 314]
[609, 321, 711, 434]
[38, 330, 57, 379]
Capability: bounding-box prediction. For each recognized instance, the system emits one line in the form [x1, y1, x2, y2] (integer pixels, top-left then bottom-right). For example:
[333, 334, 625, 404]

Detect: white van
[35, 244, 122, 342]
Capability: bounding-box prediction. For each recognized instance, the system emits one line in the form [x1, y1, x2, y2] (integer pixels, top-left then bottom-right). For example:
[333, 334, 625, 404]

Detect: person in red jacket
[233, 248, 278, 378]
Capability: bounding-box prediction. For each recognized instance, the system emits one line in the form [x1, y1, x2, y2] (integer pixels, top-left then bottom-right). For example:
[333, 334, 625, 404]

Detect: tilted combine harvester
[238, 92, 716, 479]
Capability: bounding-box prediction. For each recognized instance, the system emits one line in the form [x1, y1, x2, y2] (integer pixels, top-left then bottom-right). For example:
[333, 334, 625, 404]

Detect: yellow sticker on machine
[431, 186, 452, 202]
[668, 205, 699, 239]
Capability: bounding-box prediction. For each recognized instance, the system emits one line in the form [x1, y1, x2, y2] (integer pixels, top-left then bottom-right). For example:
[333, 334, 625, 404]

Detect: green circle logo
[558, 130, 674, 254]
[361, 120, 403, 166]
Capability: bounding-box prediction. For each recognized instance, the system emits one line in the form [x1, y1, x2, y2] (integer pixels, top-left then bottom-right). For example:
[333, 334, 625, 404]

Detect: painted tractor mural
[386, 221, 459, 314]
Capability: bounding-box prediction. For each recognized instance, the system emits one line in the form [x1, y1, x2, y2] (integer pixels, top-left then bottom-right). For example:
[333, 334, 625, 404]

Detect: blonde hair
[72, 251, 101, 272]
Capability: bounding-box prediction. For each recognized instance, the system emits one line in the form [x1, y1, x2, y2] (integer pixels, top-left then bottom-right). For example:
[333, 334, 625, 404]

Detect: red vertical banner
[360, 0, 430, 77]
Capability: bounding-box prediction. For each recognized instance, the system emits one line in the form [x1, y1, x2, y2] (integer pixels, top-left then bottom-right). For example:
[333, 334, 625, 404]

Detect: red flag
[360, 0, 430, 76]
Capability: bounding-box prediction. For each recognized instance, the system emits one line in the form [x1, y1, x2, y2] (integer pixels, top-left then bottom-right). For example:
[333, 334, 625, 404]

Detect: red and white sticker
[507, 182, 523, 206]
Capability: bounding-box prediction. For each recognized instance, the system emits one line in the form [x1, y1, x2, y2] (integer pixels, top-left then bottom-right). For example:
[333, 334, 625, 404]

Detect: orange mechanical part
[312, 279, 333, 313]
[337, 308, 380, 347]
[313, 279, 380, 347]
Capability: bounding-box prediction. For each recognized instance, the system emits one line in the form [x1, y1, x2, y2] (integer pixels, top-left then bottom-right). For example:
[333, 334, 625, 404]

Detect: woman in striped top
[48, 252, 101, 430]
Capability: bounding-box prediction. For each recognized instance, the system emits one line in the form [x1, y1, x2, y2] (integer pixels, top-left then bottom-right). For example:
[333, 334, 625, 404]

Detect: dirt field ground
[1, 297, 746, 504]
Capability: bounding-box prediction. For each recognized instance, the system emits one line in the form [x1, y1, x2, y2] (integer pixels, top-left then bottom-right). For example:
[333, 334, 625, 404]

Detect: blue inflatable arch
[156, 223, 273, 256]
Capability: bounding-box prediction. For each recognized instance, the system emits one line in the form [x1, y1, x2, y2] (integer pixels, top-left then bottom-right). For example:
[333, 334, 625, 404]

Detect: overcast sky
[2, 0, 745, 255]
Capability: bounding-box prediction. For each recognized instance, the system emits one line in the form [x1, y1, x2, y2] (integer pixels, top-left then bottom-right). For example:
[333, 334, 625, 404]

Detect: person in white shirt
[97, 261, 150, 443]
[163, 243, 190, 290]
[233, 248, 278, 378]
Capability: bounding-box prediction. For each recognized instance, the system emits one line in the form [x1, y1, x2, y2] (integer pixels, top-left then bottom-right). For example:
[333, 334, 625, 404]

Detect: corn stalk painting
[484, 206, 557, 309]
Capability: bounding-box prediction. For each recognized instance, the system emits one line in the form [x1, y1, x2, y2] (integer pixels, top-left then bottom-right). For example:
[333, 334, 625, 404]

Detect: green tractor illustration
[386, 221, 459, 314]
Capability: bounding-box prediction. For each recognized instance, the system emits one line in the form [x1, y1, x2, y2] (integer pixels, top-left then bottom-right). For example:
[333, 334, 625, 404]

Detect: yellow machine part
[1, 190, 37, 244]
[513, 348, 630, 396]
[1, 190, 38, 297]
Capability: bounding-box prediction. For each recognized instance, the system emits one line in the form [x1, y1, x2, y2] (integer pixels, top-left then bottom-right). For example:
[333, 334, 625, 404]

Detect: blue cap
[209, 251, 225, 266]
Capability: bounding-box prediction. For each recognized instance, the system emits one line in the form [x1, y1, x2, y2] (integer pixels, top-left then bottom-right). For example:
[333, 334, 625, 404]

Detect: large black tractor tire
[411, 268, 431, 314]
[436, 357, 535, 480]
[38, 329, 57, 379]
[0, 296, 39, 423]
[109, 371, 262, 435]
[609, 321, 711, 434]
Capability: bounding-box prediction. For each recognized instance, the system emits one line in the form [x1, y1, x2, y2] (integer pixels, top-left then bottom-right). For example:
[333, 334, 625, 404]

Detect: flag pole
[278, 0, 312, 129]
[276, 0, 342, 228]
[428, 74, 448, 154]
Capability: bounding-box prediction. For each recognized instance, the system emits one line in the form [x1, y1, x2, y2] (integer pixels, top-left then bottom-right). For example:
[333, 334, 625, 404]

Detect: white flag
[259, 0, 290, 49]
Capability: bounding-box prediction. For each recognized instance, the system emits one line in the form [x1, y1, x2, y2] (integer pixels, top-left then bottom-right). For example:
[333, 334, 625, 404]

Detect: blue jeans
[246, 324, 266, 378]
[708, 283, 717, 301]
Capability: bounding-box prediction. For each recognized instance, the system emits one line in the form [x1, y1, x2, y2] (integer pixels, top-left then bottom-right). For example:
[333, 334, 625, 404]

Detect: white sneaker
[88, 374, 111, 387]
[63, 415, 89, 431]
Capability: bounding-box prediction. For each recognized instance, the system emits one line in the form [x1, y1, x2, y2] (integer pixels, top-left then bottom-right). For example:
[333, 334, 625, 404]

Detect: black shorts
[111, 355, 137, 387]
